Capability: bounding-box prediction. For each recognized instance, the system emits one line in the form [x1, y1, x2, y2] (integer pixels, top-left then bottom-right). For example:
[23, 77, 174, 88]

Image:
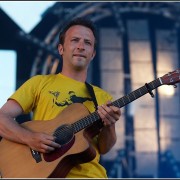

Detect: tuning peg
[173, 84, 177, 88]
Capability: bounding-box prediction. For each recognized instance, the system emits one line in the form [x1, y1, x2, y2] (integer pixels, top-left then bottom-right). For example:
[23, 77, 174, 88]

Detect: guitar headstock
[161, 69, 180, 85]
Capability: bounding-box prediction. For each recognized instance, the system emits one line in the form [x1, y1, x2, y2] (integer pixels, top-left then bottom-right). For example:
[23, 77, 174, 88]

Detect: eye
[71, 38, 79, 42]
[85, 40, 92, 46]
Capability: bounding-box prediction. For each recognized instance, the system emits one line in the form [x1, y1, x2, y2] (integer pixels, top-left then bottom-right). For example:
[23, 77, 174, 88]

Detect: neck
[61, 69, 87, 82]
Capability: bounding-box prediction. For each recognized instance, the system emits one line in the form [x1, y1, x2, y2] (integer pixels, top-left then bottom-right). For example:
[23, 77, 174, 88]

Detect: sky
[0, 1, 56, 107]
[0, 1, 56, 32]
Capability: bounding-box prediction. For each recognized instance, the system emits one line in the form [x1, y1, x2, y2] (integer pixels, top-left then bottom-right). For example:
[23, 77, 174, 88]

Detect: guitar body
[0, 103, 97, 178]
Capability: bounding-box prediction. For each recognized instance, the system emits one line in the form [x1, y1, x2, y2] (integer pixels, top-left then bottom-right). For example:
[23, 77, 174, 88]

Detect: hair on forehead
[58, 17, 98, 48]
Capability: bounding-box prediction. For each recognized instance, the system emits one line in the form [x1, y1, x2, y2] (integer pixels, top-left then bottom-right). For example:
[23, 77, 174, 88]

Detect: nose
[77, 41, 85, 50]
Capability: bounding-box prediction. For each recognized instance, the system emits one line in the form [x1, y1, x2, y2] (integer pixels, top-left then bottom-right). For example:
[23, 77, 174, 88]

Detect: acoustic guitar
[0, 69, 179, 178]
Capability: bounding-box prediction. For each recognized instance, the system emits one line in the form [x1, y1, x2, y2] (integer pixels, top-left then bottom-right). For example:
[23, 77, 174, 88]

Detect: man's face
[58, 25, 96, 71]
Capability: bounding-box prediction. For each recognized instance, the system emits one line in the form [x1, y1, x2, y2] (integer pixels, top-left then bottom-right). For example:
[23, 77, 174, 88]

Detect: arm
[97, 101, 121, 154]
[0, 100, 60, 153]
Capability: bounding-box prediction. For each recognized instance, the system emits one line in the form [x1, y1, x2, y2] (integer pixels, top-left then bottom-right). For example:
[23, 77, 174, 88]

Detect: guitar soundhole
[53, 124, 74, 145]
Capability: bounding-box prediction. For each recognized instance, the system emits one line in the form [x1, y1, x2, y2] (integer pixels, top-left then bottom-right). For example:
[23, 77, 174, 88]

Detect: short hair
[58, 17, 97, 49]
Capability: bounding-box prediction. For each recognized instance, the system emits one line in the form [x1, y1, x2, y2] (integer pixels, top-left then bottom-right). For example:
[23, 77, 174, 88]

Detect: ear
[91, 50, 96, 60]
[58, 44, 64, 55]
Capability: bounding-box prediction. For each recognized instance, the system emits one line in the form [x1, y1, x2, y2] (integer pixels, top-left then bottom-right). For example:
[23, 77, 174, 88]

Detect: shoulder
[92, 84, 113, 101]
[18, 74, 60, 91]
[27, 74, 58, 84]
[29, 74, 57, 81]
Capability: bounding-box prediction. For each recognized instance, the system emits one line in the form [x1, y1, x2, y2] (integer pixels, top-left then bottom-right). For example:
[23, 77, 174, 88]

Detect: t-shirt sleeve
[8, 75, 42, 114]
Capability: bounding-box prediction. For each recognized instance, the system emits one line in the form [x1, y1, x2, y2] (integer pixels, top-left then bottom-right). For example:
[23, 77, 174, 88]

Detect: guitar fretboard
[71, 78, 162, 133]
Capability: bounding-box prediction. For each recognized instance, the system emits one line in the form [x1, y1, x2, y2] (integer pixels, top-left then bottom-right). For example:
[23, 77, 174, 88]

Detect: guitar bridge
[30, 148, 42, 163]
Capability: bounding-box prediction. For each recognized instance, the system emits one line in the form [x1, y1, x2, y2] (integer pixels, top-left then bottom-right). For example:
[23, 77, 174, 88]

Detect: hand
[25, 131, 61, 153]
[97, 101, 121, 126]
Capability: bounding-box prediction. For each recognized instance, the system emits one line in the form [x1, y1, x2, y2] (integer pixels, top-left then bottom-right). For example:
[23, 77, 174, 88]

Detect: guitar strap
[85, 82, 104, 132]
[85, 82, 98, 110]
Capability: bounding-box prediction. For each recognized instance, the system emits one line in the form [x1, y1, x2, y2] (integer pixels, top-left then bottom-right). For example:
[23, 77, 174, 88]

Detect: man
[0, 17, 121, 178]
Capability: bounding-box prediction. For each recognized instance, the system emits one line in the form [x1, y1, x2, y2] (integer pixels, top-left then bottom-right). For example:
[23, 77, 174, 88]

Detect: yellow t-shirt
[9, 73, 113, 178]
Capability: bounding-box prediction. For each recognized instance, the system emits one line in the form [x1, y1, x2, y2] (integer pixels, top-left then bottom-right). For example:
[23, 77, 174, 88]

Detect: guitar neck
[71, 77, 163, 133]
[112, 77, 162, 108]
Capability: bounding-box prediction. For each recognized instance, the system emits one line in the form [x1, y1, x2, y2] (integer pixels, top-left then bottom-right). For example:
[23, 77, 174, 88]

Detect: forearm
[0, 99, 60, 153]
[0, 112, 32, 144]
[98, 124, 117, 154]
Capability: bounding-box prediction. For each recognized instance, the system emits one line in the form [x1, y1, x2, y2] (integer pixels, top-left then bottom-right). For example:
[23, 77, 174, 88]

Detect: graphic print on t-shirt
[49, 90, 92, 107]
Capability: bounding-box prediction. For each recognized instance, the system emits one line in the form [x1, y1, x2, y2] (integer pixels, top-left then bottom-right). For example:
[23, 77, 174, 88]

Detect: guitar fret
[72, 125, 77, 132]
[127, 95, 130, 102]
[132, 92, 136, 99]
[116, 100, 122, 107]
[138, 89, 142, 96]
[122, 97, 125, 105]
[76, 123, 81, 131]
[134, 90, 140, 97]
[119, 99, 123, 107]
[149, 82, 154, 89]
[129, 92, 136, 101]
[151, 81, 155, 89]
[86, 117, 91, 125]
[150, 79, 161, 90]
[117, 99, 123, 107]
[92, 113, 96, 121]
[143, 86, 147, 93]
[142, 86, 147, 94]
[72, 125, 78, 132]
[124, 96, 130, 104]
[72, 112, 100, 133]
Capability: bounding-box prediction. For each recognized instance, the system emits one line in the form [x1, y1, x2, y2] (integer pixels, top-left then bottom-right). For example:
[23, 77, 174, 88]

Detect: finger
[106, 100, 113, 106]
[109, 107, 121, 121]
[51, 141, 61, 148]
[97, 110, 106, 125]
[106, 101, 121, 114]
[41, 144, 55, 153]
[42, 134, 61, 145]
[106, 104, 121, 120]
[100, 105, 117, 121]
[34, 145, 54, 153]
[110, 106, 121, 115]
[98, 105, 112, 120]
[39, 141, 61, 153]
[98, 105, 120, 125]
[43, 134, 55, 141]
[98, 107, 116, 125]
[44, 139, 61, 148]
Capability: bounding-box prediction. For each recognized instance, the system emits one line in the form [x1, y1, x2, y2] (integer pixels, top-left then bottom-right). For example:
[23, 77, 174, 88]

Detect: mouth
[73, 54, 86, 58]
